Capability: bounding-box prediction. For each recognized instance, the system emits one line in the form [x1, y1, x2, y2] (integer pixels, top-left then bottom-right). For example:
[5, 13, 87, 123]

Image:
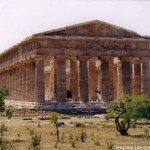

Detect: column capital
[140, 57, 150, 63]
[68, 56, 77, 61]
[77, 56, 91, 61]
[131, 57, 141, 64]
[98, 56, 113, 61]
[120, 57, 141, 63]
[113, 57, 122, 65]
[88, 57, 98, 62]
[34, 56, 45, 61]
[55, 55, 68, 60]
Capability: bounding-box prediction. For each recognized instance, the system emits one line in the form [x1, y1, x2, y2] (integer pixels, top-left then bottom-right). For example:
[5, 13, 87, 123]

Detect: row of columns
[0, 56, 150, 103]
[0, 59, 45, 103]
[53, 56, 150, 102]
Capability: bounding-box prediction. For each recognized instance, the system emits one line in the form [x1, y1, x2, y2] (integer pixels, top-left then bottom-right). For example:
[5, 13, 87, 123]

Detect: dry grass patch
[0, 117, 149, 150]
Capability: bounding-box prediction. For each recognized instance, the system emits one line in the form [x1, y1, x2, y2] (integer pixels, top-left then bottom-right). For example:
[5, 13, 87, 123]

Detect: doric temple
[0, 20, 150, 109]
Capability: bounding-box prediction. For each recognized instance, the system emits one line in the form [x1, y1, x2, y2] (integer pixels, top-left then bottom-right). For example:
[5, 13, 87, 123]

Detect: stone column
[141, 62, 150, 96]
[131, 59, 141, 95]
[22, 64, 27, 102]
[66, 60, 70, 92]
[44, 57, 53, 101]
[26, 63, 31, 102]
[44, 73, 49, 100]
[49, 58, 55, 101]
[112, 57, 123, 99]
[54, 58, 57, 101]
[88, 57, 98, 100]
[97, 60, 102, 93]
[55, 56, 67, 102]
[15, 68, 19, 101]
[78, 57, 89, 102]
[11, 69, 15, 100]
[0, 74, 2, 87]
[100, 58, 111, 101]
[1, 73, 4, 87]
[35, 58, 45, 103]
[5, 71, 8, 90]
[13, 69, 16, 100]
[122, 61, 132, 95]
[30, 62, 36, 102]
[109, 59, 114, 99]
[18, 66, 23, 101]
[70, 57, 79, 101]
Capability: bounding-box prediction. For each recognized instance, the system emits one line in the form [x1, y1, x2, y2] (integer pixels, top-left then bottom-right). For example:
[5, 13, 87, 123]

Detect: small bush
[60, 132, 65, 143]
[74, 123, 85, 128]
[17, 132, 21, 141]
[25, 127, 34, 136]
[30, 129, 35, 136]
[69, 134, 76, 148]
[0, 140, 16, 150]
[79, 130, 87, 143]
[144, 128, 149, 140]
[75, 134, 80, 142]
[5, 109, 13, 119]
[106, 140, 114, 149]
[94, 139, 101, 146]
[88, 121, 94, 125]
[37, 122, 41, 128]
[0, 137, 3, 144]
[0, 123, 7, 137]
[50, 131, 54, 136]
[54, 140, 58, 148]
[31, 135, 41, 149]
[92, 136, 101, 146]
[49, 112, 60, 142]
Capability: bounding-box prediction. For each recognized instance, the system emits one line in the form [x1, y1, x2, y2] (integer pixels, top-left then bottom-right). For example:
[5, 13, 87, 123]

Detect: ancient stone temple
[0, 20, 150, 109]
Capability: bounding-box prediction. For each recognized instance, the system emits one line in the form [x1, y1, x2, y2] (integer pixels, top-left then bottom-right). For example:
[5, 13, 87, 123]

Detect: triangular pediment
[35, 20, 140, 38]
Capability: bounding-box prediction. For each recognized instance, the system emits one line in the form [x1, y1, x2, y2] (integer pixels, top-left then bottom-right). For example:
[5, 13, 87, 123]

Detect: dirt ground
[0, 114, 150, 150]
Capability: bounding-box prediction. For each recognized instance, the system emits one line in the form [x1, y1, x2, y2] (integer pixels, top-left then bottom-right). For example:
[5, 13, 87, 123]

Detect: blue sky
[0, 0, 150, 52]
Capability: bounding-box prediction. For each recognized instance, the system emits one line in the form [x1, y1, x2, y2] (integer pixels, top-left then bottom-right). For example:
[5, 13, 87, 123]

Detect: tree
[106, 95, 150, 136]
[49, 112, 60, 142]
[0, 87, 9, 113]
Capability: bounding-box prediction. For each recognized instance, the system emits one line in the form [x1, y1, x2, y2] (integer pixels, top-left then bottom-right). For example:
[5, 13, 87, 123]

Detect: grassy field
[0, 115, 150, 150]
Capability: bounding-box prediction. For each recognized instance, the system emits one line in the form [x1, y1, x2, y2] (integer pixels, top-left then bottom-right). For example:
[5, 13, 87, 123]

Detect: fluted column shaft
[78, 57, 89, 102]
[70, 58, 79, 101]
[88, 58, 98, 100]
[15, 68, 19, 101]
[22, 64, 27, 102]
[55, 56, 67, 102]
[101, 59, 111, 101]
[35, 59, 45, 103]
[131, 61, 141, 95]
[11, 69, 15, 100]
[18, 66, 23, 101]
[26, 64, 31, 101]
[142, 62, 150, 96]
[111, 58, 123, 99]
[30, 62, 36, 102]
[122, 62, 132, 95]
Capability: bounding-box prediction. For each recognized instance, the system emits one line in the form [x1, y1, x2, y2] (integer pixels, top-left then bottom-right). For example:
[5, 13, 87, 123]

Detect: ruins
[0, 20, 150, 109]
